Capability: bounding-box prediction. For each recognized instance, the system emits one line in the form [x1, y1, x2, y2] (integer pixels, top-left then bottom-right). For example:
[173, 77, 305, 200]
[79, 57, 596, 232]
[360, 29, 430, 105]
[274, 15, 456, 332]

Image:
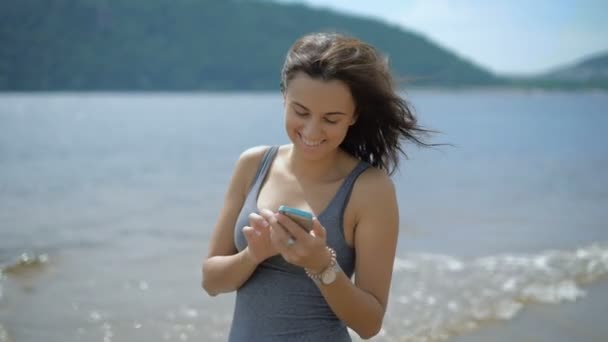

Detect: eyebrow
[292, 101, 347, 116]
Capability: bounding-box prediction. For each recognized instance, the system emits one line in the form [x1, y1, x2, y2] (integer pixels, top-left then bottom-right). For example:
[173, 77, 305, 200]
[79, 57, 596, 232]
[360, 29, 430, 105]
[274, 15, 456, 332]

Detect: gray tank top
[229, 146, 370, 341]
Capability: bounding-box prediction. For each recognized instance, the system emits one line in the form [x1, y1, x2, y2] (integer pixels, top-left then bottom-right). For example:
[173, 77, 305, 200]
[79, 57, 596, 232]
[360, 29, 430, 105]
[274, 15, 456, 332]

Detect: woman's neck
[285, 144, 349, 182]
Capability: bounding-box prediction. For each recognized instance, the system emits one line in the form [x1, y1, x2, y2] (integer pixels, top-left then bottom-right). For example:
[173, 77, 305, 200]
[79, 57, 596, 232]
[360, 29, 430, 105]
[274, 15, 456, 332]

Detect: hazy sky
[277, 0, 608, 75]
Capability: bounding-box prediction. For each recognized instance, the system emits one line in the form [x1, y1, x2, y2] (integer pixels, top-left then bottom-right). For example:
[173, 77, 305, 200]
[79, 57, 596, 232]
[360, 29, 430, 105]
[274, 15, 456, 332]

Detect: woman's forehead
[286, 73, 355, 114]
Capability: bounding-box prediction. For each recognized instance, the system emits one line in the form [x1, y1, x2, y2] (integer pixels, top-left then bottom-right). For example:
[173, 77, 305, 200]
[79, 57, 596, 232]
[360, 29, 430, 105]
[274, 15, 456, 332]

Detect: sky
[277, 0, 608, 76]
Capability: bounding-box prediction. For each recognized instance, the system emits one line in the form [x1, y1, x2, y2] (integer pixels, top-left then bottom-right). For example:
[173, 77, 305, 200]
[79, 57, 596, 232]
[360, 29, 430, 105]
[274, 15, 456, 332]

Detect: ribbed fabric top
[229, 146, 370, 341]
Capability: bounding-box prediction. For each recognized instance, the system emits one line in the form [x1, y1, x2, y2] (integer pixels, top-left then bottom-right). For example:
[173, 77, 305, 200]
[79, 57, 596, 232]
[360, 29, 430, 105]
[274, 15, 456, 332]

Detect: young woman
[202, 32, 432, 341]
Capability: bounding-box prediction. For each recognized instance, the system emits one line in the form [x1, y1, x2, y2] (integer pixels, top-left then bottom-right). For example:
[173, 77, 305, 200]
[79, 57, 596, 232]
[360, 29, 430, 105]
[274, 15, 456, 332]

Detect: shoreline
[0, 85, 607, 94]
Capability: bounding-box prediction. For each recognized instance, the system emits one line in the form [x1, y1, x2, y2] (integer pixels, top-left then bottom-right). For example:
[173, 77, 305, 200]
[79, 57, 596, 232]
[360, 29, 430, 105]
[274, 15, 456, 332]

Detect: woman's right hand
[242, 212, 278, 264]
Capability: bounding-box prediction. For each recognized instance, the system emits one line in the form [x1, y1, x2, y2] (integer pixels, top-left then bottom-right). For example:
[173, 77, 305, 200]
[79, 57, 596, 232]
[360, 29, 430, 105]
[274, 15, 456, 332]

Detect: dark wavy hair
[280, 32, 438, 175]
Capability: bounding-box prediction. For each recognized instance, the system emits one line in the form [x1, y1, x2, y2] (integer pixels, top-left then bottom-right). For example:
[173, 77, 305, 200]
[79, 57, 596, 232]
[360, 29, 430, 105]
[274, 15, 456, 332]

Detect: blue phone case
[278, 205, 313, 231]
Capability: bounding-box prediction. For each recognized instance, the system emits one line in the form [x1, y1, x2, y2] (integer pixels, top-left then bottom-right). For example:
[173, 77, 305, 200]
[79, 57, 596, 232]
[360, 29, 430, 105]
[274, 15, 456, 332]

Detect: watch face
[321, 269, 336, 284]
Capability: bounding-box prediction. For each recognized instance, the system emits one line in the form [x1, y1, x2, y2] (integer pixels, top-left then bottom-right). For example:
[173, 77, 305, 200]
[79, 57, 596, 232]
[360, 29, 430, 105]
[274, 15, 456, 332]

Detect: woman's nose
[302, 120, 322, 138]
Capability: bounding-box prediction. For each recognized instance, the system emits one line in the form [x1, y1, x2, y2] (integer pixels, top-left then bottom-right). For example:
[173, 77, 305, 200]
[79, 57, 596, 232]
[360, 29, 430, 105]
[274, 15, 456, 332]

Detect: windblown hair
[280, 32, 437, 175]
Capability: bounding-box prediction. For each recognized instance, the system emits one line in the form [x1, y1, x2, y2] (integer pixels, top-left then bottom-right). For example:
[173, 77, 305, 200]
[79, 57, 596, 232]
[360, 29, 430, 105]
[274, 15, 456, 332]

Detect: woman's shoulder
[230, 145, 273, 190]
[237, 145, 272, 165]
[236, 144, 289, 164]
[352, 165, 396, 206]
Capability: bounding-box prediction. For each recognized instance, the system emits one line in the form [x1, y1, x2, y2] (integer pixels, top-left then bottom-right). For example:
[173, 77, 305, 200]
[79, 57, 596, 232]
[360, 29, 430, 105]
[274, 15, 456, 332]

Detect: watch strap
[305, 247, 340, 285]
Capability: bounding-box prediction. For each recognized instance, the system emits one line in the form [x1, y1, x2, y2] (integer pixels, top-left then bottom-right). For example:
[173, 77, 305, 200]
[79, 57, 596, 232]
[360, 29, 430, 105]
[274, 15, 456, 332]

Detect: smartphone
[278, 205, 313, 232]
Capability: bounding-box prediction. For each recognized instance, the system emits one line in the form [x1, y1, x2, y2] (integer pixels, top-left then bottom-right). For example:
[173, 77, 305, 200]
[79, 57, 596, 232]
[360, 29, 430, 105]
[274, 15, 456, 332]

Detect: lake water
[0, 90, 607, 341]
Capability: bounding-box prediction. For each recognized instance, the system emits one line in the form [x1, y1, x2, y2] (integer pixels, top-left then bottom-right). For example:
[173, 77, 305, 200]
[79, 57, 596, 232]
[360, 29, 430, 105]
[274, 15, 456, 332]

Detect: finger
[249, 212, 269, 229]
[269, 225, 292, 254]
[275, 213, 309, 241]
[260, 209, 299, 252]
[242, 226, 259, 241]
[310, 217, 326, 239]
[260, 209, 289, 234]
[268, 220, 290, 241]
[259, 208, 276, 223]
[249, 213, 270, 236]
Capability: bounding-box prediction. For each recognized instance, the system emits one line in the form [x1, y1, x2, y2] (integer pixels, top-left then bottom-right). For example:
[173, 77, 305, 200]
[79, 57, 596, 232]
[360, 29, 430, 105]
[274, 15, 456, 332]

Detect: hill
[540, 52, 608, 85]
[509, 52, 608, 90]
[0, 0, 502, 91]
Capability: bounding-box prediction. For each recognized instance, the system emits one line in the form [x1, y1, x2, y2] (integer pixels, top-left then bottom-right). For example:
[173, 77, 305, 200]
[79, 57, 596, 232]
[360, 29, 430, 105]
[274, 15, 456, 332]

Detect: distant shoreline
[1, 85, 607, 94]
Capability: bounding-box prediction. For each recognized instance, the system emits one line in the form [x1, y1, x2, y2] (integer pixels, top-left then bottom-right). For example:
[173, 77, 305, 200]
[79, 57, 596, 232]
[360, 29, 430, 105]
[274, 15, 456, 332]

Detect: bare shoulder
[353, 167, 396, 204]
[232, 145, 272, 194]
[235, 145, 271, 174]
[349, 166, 398, 229]
[237, 145, 270, 167]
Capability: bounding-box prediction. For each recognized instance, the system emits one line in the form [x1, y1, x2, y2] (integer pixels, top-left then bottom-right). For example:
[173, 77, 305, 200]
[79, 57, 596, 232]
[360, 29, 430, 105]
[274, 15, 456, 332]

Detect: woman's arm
[317, 169, 399, 339]
[201, 146, 268, 296]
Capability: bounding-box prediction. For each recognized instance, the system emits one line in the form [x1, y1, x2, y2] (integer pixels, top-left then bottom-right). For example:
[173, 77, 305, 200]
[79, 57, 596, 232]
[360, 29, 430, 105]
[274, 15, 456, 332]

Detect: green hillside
[539, 52, 608, 87]
[0, 0, 502, 90]
[509, 51, 608, 90]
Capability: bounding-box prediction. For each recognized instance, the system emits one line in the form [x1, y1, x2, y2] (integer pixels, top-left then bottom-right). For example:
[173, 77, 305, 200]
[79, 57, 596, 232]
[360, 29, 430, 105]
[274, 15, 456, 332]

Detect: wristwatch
[306, 247, 342, 286]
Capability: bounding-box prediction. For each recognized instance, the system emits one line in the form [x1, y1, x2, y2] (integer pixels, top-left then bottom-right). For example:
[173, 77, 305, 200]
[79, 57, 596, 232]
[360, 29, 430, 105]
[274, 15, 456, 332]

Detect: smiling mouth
[298, 133, 324, 147]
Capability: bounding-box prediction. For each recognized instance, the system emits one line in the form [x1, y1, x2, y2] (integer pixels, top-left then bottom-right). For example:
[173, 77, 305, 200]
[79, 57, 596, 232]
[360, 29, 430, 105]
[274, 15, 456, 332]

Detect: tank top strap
[248, 145, 279, 196]
[330, 161, 370, 217]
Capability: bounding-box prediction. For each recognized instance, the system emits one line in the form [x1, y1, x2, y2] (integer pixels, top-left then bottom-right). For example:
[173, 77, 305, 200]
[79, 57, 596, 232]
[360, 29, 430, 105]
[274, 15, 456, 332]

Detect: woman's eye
[295, 111, 309, 116]
[324, 118, 338, 124]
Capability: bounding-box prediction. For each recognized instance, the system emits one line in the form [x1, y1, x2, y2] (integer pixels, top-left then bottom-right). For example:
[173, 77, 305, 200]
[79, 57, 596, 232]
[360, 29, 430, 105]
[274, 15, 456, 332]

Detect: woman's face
[283, 72, 356, 160]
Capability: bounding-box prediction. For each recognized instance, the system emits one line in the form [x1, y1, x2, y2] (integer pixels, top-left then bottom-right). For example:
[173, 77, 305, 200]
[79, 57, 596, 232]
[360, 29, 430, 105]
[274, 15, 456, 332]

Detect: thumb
[310, 218, 326, 239]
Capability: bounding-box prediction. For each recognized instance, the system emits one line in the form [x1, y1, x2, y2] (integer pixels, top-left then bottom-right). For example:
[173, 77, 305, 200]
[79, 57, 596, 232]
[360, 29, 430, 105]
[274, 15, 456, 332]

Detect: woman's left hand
[259, 208, 331, 273]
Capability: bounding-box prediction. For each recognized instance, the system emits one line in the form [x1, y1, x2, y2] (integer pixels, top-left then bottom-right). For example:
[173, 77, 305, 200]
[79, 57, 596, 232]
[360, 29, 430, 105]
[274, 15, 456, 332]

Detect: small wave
[0, 253, 50, 341]
[0, 252, 50, 304]
[384, 243, 608, 341]
[0, 253, 49, 276]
